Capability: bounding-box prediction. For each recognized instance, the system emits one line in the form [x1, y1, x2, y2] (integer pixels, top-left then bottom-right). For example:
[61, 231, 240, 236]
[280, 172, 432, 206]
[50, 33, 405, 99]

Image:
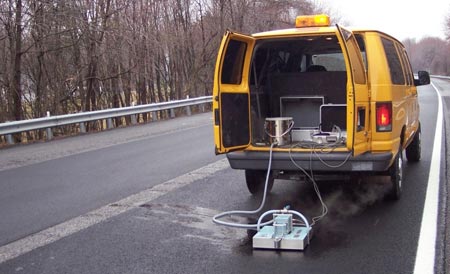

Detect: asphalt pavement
[0, 79, 449, 274]
[433, 78, 450, 274]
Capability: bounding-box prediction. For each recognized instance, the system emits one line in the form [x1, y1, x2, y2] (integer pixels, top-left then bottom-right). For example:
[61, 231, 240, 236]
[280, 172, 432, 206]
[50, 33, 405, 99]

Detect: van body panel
[213, 22, 425, 174]
[227, 150, 393, 172]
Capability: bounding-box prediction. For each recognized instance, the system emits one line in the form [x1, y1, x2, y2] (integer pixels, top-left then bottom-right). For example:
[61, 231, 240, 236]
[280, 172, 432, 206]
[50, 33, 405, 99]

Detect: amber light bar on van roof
[295, 14, 330, 28]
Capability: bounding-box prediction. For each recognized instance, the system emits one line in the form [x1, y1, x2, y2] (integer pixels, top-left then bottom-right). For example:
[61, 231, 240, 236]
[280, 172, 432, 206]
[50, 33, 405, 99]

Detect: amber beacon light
[295, 14, 330, 28]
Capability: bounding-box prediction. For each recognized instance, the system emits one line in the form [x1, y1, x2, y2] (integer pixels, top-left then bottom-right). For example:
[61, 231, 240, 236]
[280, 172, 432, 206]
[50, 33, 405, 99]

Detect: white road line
[413, 82, 443, 274]
[0, 158, 229, 264]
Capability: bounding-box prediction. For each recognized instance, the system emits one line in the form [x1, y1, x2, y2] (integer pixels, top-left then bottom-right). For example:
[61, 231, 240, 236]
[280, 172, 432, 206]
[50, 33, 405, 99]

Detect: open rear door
[335, 25, 370, 156]
[213, 31, 255, 154]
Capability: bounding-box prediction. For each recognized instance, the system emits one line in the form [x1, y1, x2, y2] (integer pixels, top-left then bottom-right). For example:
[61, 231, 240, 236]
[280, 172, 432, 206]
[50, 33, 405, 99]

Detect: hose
[212, 143, 277, 229]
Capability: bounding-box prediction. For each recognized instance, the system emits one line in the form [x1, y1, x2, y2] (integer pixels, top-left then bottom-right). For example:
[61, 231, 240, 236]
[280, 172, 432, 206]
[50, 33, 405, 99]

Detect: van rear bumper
[226, 150, 393, 173]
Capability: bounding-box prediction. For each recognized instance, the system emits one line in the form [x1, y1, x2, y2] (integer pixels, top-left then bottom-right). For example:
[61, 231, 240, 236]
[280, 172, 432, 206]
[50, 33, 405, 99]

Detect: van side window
[399, 49, 414, 86]
[381, 38, 405, 85]
[221, 39, 247, 84]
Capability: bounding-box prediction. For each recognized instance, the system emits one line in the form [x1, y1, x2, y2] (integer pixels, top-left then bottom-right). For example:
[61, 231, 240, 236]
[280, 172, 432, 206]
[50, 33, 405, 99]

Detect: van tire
[406, 125, 421, 162]
[245, 170, 274, 195]
[389, 148, 403, 200]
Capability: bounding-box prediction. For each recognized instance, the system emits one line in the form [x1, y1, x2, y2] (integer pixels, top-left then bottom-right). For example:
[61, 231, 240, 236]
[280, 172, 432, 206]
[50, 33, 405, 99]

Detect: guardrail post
[79, 122, 86, 133]
[131, 114, 137, 125]
[46, 128, 53, 140]
[6, 134, 14, 145]
[170, 108, 175, 118]
[130, 102, 137, 125]
[185, 106, 192, 116]
[46, 111, 53, 140]
[107, 118, 113, 129]
[200, 104, 205, 113]
[151, 112, 157, 122]
[185, 96, 192, 116]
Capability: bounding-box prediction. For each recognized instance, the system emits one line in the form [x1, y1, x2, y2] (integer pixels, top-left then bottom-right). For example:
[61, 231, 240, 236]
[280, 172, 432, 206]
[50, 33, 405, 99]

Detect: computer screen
[280, 97, 323, 129]
[320, 104, 346, 132]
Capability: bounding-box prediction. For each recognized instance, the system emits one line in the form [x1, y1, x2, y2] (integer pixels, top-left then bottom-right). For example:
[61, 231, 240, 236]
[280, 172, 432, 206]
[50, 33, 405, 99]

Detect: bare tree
[404, 37, 450, 76]
[446, 7, 450, 41]
[0, 0, 26, 141]
[0, 0, 326, 143]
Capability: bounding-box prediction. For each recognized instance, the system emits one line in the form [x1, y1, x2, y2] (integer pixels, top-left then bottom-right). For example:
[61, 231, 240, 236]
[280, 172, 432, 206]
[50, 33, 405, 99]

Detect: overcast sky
[317, 0, 449, 41]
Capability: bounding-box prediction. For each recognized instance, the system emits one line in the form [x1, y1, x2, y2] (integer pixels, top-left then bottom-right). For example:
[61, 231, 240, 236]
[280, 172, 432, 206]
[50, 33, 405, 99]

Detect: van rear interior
[248, 35, 349, 147]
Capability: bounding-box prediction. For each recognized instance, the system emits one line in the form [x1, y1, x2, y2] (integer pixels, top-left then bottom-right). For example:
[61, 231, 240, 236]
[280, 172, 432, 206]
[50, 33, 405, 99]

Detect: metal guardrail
[1, 75, 448, 145]
[0, 96, 212, 144]
[431, 75, 450, 80]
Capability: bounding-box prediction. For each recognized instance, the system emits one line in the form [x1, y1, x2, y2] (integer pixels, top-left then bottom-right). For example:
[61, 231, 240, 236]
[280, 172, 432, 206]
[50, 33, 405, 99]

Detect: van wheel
[406, 126, 421, 162]
[389, 148, 404, 200]
[245, 170, 274, 195]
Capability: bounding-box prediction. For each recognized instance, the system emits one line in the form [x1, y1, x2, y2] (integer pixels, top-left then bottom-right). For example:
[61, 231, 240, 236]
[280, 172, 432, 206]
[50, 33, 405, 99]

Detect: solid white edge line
[413, 82, 443, 274]
[0, 158, 229, 264]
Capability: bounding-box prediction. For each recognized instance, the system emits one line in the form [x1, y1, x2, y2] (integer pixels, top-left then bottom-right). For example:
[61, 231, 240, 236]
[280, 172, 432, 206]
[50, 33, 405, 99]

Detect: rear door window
[355, 34, 368, 71]
[221, 39, 247, 84]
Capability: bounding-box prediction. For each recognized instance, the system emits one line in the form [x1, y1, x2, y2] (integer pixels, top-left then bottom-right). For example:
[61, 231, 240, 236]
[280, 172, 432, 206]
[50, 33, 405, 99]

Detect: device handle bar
[264, 120, 294, 138]
[256, 209, 310, 231]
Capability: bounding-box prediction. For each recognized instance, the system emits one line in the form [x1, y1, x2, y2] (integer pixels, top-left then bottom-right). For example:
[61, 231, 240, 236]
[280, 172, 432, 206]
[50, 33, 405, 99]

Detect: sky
[317, 0, 449, 41]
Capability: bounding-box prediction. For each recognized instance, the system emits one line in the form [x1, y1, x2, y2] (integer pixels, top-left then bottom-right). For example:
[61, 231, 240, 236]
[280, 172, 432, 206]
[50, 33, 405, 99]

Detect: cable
[287, 124, 351, 226]
[314, 149, 352, 168]
[212, 143, 277, 229]
[213, 122, 348, 230]
[288, 144, 328, 226]
[213, 122, 308, 231]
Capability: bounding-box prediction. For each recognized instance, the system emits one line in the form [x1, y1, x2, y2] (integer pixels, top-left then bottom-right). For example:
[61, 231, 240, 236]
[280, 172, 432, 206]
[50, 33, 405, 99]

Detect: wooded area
[404, 37, 450, 77]
[0, 1, 449, 143]
[0, 0, 320, 127]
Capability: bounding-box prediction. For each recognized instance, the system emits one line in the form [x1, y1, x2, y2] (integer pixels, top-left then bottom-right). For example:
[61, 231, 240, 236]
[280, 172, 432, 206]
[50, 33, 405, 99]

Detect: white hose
[212, 120, 314, 231]
[212, 143, 276, 229]
[212, 141, 311, 231]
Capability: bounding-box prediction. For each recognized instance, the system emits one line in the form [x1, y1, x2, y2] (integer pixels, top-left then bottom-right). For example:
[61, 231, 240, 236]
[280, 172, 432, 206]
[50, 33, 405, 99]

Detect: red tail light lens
[376, 102, 392, 132]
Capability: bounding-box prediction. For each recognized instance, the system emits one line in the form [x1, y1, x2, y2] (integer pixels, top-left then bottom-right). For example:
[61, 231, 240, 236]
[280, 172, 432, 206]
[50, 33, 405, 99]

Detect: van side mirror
[414, 71, 430, 86]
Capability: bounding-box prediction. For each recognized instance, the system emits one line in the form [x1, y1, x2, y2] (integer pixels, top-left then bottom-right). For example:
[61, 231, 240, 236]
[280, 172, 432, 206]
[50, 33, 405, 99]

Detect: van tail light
[376, 102, 392, 132]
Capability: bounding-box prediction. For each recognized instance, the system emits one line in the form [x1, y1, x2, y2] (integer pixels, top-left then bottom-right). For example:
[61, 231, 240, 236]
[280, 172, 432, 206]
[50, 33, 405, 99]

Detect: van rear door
[336, 25, 370, 156]
[213, 31, 255, 154]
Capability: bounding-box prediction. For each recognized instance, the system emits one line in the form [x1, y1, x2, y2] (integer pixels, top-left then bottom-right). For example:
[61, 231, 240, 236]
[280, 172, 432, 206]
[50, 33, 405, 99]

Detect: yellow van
[212, 15, 430, 199]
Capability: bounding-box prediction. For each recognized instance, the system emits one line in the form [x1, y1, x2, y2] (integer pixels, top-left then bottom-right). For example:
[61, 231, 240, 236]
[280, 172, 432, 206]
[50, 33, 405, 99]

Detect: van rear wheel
[406, 125, 421, 162]
[389, 148, 403, 200]
[245, 170, 274, 195]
